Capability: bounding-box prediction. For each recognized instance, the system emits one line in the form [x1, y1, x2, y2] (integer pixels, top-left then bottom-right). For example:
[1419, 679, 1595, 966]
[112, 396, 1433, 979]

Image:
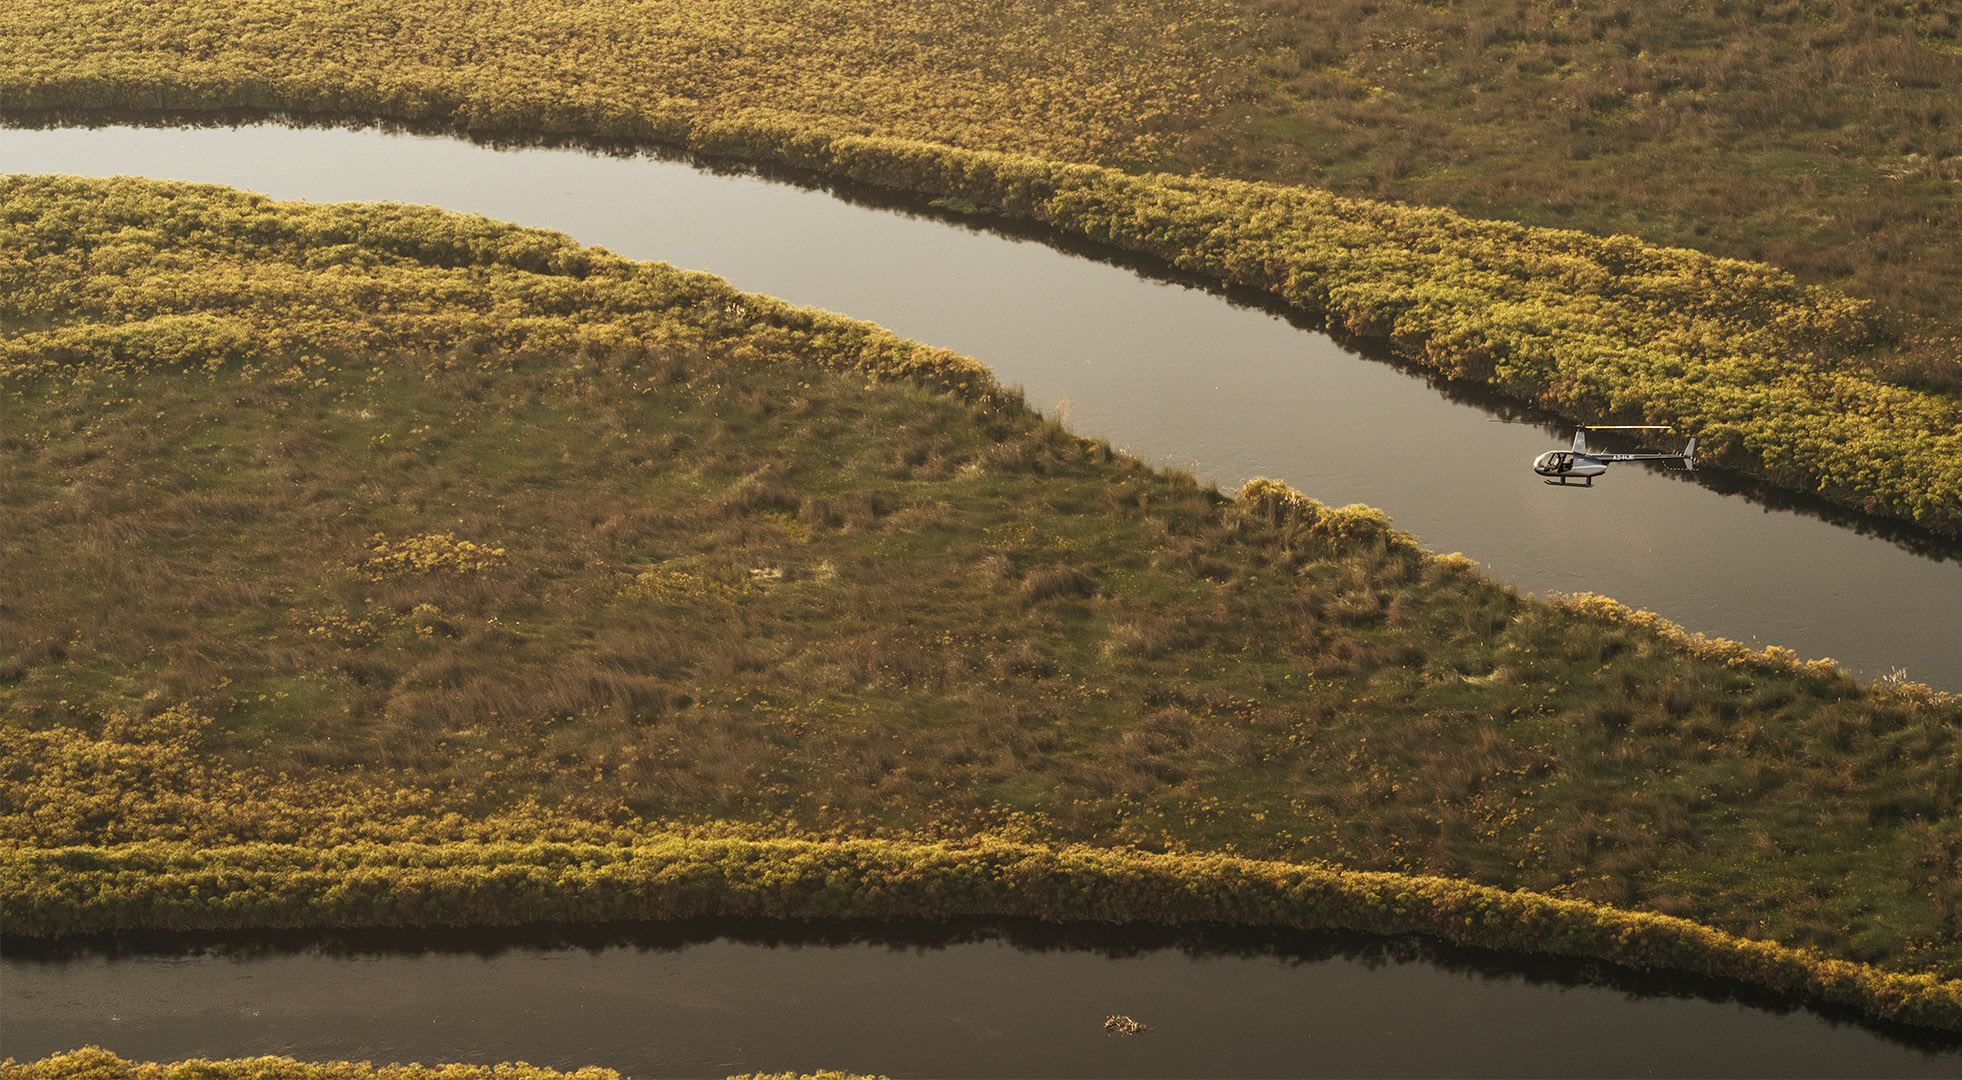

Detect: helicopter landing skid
[1542, 476, 1593, 487]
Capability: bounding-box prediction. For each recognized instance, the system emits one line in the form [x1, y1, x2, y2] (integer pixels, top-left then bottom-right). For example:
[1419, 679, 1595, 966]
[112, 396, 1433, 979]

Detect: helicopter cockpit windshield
[1530, 426, 1690, 486]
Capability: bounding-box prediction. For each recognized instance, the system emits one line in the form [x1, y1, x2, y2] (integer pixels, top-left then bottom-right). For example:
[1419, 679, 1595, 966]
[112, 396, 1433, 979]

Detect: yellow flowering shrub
[358, 533, 508, 578]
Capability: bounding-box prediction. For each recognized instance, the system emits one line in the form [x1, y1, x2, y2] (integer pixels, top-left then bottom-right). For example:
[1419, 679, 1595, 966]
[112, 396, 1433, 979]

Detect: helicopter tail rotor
[1681, 437, 1697, 470]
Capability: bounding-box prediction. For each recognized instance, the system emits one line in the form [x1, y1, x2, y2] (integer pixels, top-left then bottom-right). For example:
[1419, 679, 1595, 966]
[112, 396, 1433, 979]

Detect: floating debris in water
[1103, 1015, 1147, 1035]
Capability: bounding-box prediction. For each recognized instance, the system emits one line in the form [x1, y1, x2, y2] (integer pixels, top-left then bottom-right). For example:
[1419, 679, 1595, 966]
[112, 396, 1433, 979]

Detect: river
[5, 919, 1959, 1076]
[2, 121, 1957, 688]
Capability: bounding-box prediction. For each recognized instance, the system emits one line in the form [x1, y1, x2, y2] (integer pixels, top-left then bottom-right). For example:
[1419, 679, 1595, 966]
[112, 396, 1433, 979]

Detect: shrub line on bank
[6, 88, 1958, 536]
[1, 1048, 880, 1080]
[0, 1049, 628, 1080]
[4, 835, 1957, 1030]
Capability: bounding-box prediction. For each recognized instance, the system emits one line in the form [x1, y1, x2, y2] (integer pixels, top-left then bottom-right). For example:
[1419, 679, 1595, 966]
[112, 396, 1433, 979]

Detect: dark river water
[2, 122, 1958, 689]
[5, 920, 1959, 1077]
[4, 121, 1962, 1075]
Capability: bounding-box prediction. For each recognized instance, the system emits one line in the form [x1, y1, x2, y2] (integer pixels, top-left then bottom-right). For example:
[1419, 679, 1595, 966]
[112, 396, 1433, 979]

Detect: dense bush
[4, 835, 1957, 1029]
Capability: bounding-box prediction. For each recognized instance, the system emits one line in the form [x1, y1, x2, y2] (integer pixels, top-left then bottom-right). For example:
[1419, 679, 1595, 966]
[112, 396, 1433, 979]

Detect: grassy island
[2, 176, 1958, 1028]
[2, 0, 1959, 534]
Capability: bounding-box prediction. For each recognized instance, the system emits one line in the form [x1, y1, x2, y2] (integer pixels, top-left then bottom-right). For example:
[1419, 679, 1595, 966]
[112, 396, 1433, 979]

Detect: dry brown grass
[1189, 0, 1962, 347]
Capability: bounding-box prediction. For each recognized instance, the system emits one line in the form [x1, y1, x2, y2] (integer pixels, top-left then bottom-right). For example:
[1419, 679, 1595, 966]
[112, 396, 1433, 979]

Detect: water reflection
[6, 917, 1958, 1077]
[0, 915, 1941, 1023]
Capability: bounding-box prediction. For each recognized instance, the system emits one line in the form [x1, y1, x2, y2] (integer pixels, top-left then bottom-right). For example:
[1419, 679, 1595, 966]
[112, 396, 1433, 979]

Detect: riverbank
[5, 836, 1960, 1030]
[0, 1049, 632, 1080]
[4, 176, 1959, 1028]
[0, 1051, 871, 1080]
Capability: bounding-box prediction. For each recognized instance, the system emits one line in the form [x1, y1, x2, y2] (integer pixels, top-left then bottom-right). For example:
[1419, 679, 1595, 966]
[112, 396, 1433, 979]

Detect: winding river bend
[6, 920, 1960, 1076]
[4, 121, 1958, 689]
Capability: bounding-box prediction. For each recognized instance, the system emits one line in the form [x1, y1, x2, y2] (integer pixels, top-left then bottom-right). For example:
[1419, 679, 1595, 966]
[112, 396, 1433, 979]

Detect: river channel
[5, 919, 1960, 1077]
[3, 121, 1958, 688]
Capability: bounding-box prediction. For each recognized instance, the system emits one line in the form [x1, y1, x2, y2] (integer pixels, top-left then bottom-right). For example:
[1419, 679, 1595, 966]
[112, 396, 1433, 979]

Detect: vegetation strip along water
[2, 1049, 876, 1080]
[0, 1049, 637, 1080]
[3, 176, 1958, 1029]
[4, 835, 1961, 1030]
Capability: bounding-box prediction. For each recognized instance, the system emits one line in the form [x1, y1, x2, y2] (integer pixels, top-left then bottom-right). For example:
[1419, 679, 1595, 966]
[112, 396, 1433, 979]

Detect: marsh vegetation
[1199, 1, 1962, 342]
[3, 179, 1958, 1027]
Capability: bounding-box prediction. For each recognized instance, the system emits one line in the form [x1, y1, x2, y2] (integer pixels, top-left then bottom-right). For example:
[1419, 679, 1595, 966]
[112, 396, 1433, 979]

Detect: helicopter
[1533, 425, 1696, 486]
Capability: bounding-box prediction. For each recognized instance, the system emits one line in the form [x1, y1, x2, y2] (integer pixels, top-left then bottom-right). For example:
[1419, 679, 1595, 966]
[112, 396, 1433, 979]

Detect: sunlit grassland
[1189, 1, 1962, 337]
[0, 0, 1253, 163]
[3, 178, 1959, 1024]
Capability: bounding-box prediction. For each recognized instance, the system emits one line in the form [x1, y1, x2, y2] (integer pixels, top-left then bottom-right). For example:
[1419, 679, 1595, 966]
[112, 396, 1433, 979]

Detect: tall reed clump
[3, 835, 1957, 1030]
